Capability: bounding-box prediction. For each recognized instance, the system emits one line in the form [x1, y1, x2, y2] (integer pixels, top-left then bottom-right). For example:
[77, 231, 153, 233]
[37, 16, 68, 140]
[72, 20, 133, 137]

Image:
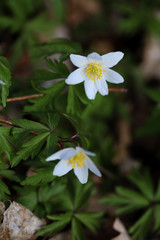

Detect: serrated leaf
[0, 180, 10, 200]
[24, 81, 65, 112]
[75, 211, 104, 233]
[45, 58, 69, 77]
[32, 38, 82, 58]
[72, 218, 86, 240]
[38, 181, 65, 202]
[11, 132, 49, 167]
[21, 167, 55, 186]
[0, 127, 15, 160]
[128, 170, 154, 200]
[45, 132, 58, 156]
[0, 169, 20, 182]
[115, 186, 149, 206]
[46, 113, 60, 130]
[11, 119, 49, 132]
[36, 212, 72, 236]
[129, 208, 153, 240]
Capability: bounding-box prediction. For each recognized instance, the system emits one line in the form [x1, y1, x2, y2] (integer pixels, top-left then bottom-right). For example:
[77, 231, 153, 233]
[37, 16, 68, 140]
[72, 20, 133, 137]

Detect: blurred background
[1, 0, 160, 239]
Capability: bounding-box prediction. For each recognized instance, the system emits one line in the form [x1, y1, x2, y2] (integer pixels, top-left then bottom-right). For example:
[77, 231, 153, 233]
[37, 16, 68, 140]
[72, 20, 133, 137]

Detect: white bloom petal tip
[67, 51, 124, 99]
[46, 147, 101, 184]
[0, 80, 6, 85]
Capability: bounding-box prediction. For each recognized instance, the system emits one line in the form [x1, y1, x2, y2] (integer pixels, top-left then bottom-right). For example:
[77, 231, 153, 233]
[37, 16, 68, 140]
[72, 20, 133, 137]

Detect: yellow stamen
[85, 63, 104, 81]
[68, 151, 86, 168]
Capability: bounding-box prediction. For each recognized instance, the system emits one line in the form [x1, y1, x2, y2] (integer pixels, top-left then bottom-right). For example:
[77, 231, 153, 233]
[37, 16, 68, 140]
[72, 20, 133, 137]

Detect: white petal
[87, 52, 102, 61]
[46, 148, 76, 161]
[53, 159, 72, 176]
[105, 69, 124, 84]
[70, 54, 88, 67]
[95, 79, 108, 96]
[86, 157, 102, 177]
[0, 80, 6, 85]
[74, 165, 88, 184]
[102, 51, 124, 68]
[65, 68, 85, 85]
[84, 80, 97, 100]
[76, 146, 96, 157]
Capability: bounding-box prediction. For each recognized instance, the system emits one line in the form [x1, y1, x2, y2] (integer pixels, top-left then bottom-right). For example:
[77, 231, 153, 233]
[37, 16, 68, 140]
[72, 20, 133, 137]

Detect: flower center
[85, 63, 104, 81]
[68, 151, 86, 168]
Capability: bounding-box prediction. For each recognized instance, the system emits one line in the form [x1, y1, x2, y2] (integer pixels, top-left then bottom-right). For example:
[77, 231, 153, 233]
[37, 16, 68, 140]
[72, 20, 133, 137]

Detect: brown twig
[59, 133, 79, 142]
[0, 119, 38, 136]
[7, 94, 44, 102]
[109, 88, 127, 93]
[0, 119, 17, 127]
[6, 88, 127, 103]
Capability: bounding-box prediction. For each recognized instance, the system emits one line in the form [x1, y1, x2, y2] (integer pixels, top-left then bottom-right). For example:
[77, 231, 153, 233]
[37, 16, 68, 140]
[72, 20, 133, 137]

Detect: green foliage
[21, 168, 55, 186]
[0, 56, 11, 107]
[36, 212, 72, 236]
[137, 88, 160, 136]
[32, 38, 82, 60]
[0, 180, 10, 200]
[72, 218, 86, 240]
[15, 186, 38, 211]
[0, 0, 66, 66]
[0, 127, 15, 160]
[75, 211, 104, 234]
[116, 1, 160, 35]
[101, 170, 160, 240]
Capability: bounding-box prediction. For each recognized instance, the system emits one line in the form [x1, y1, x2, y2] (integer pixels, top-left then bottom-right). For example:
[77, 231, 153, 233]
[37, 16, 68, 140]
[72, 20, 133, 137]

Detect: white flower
[0, 80, 6, 85]
[65, 52, 124, 100]
[46, 146, 102, 184]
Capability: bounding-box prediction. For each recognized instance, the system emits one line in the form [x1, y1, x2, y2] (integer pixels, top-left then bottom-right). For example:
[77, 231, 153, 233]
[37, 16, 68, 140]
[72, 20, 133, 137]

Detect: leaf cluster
[101, 170, 160, 240]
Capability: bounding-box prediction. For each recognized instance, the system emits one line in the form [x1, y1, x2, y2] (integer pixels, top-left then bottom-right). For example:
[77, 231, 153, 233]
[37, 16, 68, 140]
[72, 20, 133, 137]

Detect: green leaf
[45, 132, 58, 156]
[115, 186, 149, 206]
[11, 132, 49, 167]
[0, 127, 15, 160]
[129, 170, 154, 200]
[67, 85, 82, 116]
[72, 218, 86, 240]
[45, 58, 69, 78]
[21, 167, 55, 186]
[24, 81, 65, 112]
[145, 88, 160, 103]
[74, 181, 93, 210]
[36, 212, 72, 236]
[75, 211, 104, 233]
[0, 169, 20, 182]
[32, 38, 82, 58]
[0, 56, 11, 107]
[0, 180, 10, 200]
[15, 186, 37, 211]
[129, 208, 153, 240]
[46, 113, 60, 130]
[38, 181, 65, 202]
[11, 119, 49, 132]
[155, 180, 160, 201]
[74, 84, 92, 105]
[154, 205, 160, 231]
